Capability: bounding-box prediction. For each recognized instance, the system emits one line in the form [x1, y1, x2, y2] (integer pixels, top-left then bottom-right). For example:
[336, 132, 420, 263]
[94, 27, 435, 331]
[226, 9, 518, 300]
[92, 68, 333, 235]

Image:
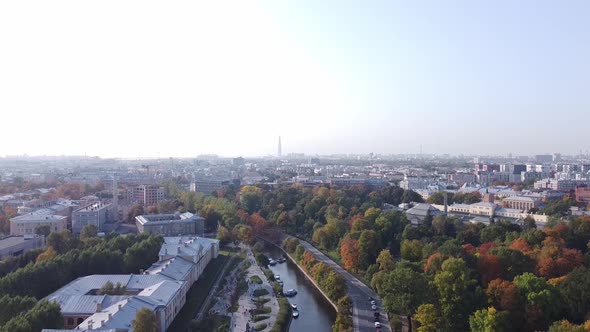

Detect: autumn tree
[340, 236, 360, 272]
[132, 307, 157, 332]
[485, 279, 521, 312]
[477, 254, 503, 286]
[216, 225, 231, 245]
[36, 247, 57, 264]
[376, 249, 395, 271]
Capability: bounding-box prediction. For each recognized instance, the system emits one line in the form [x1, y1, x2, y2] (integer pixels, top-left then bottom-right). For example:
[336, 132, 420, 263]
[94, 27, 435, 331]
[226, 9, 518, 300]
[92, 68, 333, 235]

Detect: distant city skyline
[1, 1, 589, 158]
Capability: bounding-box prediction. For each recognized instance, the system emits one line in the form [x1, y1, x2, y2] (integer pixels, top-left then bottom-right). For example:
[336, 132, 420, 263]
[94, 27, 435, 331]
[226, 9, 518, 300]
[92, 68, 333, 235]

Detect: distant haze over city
[1, 1, 589, 158]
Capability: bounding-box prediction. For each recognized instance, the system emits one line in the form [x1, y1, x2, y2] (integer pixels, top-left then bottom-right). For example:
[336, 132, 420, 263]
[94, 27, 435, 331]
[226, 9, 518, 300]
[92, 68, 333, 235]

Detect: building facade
[133, 185, 166, 206]
[10, 210, 68, 236]
[72, 202, 111, 234]
[575, 186, 590, 205]
[502, 196, 540, 211]
[135, 212, 205, 236]
[0, 235, 45, 259]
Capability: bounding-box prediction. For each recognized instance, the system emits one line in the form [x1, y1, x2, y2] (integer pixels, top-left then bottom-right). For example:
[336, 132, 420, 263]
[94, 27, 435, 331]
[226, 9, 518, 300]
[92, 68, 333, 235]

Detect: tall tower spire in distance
[278, 136, 282, 158]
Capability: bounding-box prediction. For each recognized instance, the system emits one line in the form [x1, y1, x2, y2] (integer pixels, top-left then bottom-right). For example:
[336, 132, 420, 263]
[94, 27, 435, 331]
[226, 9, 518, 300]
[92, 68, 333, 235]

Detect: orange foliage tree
[340, 236, 360, 272]
[485, 279, 520, 312]
[478, 255, 503, 285]
[509, 238, 532, 253]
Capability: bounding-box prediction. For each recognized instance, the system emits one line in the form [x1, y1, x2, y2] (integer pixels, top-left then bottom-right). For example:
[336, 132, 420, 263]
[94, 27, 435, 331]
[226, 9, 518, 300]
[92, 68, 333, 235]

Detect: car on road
[374, 316, 379, 322]
[284, 289, 298, 297]
[374, 312, 380, 318]
[370, 300, 376, 305]
[368, 296, 374, 301]
[275, 274, 280, 280]
[375, 322, 381, 328]
[371, 304, 378, 311]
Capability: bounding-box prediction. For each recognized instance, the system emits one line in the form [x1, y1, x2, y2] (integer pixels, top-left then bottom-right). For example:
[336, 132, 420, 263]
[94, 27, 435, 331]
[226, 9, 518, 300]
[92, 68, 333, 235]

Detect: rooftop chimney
[96, 303, 102, 312]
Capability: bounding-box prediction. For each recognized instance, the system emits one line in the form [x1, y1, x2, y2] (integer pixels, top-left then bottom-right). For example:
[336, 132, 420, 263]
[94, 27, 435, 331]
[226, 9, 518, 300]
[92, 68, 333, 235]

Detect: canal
[265, 245, 337, 332]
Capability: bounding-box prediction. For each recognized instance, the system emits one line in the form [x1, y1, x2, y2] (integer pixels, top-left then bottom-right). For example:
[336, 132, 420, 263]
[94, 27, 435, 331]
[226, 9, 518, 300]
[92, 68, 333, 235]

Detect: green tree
[513, 272, 561, 331]
[34, 225, 51, 237]
[80, 224, 98, 240]
[239, 186, 263, 213]
[557, 267, 590, 323]
[414, 303, 441, 332]
[216, 225, 231, 245]
[469, 307, 510, 332]
[433, 258, 483, 331]
[0, 295, 37, 325]
[132, 307, 158, 332]
[1, 300, 63, 332]
[401, 239, 424, 262]
[377, 266, 430, 331]
[358, 230, 379, 270]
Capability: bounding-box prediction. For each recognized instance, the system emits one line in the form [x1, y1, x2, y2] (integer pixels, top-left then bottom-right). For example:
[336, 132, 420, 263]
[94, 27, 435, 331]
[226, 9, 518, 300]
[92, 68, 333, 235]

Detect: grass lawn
[250, 275, 263, 284]
[167, 253, 232, 332]
[253, 288, 269, 297]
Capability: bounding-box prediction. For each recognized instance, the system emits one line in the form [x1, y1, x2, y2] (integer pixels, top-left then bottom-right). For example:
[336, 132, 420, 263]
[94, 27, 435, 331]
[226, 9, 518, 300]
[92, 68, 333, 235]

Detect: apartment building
[71, 202, 111, 234]
[133, 185, 166, 206]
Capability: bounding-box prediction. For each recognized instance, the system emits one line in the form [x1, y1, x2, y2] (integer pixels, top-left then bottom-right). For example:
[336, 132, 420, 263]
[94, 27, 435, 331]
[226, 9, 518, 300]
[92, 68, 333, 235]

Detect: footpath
[231, 246, 279, 332]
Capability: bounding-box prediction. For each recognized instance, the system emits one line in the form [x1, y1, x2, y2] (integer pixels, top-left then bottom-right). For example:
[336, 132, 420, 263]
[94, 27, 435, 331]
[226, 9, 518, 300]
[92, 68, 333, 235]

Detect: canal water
[265, 245, 337, 332]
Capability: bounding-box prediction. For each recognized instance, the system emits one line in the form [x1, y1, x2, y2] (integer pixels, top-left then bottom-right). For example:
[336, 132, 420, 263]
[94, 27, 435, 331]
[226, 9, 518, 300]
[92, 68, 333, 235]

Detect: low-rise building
[10, 209, 68, 235]
[135, 212, 205, 236]
[502, 196, 540, 211]
[43, 236, 219, 332]
[0, 235, 45, 259]
[405, 203, 445, 226]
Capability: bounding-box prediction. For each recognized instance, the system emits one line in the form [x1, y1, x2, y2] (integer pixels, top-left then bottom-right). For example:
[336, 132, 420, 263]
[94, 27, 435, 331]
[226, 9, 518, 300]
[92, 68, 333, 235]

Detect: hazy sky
[1, 1, 588, 158]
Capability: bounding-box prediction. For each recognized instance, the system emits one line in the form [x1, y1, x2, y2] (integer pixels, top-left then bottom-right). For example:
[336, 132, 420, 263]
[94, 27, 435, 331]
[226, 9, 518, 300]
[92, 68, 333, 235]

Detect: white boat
[292, 311, 299, 318]
[284, 289, 297, 297]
